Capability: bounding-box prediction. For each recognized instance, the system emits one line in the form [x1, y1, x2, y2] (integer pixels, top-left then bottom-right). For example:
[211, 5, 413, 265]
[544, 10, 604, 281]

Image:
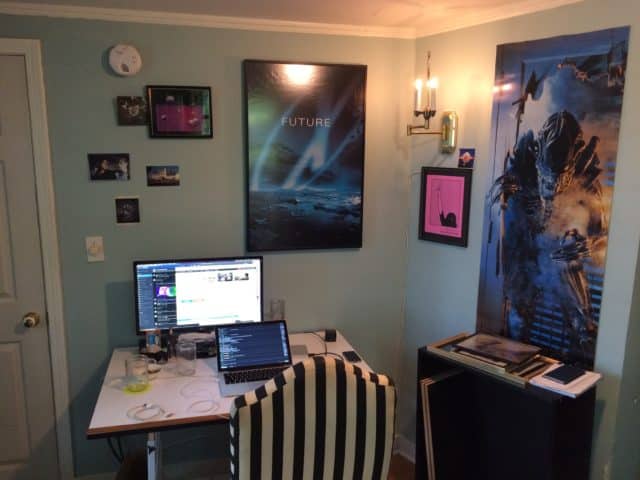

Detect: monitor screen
[134, 256, 263, 333]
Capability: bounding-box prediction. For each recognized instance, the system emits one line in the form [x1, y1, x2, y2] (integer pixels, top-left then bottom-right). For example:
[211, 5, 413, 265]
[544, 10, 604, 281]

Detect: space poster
[244, 60, 366, 252]
[476, 27, 630, 368]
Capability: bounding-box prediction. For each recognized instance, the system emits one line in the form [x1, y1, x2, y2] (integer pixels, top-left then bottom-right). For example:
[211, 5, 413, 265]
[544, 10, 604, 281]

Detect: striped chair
[229, 355, 396, 480]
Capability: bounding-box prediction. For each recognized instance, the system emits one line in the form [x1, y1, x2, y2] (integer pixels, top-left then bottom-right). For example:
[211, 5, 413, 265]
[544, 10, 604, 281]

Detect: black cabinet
[415, 346, 595, 480]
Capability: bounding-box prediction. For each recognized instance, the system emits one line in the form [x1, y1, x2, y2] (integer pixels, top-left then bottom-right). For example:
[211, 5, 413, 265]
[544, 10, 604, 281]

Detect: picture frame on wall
[419, 166, 472, 247]
[244, 60, 367, 252]
[146, 85, 212, 138]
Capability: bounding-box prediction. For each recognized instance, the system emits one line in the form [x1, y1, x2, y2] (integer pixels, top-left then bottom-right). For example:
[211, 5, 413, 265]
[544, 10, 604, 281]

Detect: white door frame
[0, 38, 73, 479]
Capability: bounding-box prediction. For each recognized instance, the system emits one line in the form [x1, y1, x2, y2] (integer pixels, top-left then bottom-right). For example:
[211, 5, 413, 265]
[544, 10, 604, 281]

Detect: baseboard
[394, 433, 416, 464]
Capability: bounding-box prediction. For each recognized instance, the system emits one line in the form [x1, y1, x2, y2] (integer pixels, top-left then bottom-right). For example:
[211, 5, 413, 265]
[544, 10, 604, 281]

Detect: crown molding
[0, 0, 582, 40]
[417, 0, 583, 38]
[0, 2, 417, 39]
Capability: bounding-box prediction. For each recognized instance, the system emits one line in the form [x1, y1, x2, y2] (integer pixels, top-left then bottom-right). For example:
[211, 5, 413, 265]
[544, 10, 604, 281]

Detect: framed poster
[244, 60, 366, 252]
[476, 27, 630, 368]
[419, 167, 472, 247]
[146, 86, 212, 138]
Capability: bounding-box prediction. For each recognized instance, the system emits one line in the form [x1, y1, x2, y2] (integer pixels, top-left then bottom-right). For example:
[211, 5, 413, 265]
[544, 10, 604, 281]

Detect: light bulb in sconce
[414, 79, 424, 112]
[426, 77, 438, 111]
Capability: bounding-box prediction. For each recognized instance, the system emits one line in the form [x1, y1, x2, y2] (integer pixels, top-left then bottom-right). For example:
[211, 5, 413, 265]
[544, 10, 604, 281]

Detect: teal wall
[399, 1, 640, 479]
[0, 14, 413, 476]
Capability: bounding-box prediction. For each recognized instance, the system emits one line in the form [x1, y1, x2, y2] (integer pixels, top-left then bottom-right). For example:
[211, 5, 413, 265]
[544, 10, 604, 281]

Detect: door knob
[23, 312, 40, 328]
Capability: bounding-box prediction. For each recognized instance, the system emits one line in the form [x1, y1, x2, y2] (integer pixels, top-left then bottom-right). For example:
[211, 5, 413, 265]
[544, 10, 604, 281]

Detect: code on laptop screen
[217, 321, 291, 370]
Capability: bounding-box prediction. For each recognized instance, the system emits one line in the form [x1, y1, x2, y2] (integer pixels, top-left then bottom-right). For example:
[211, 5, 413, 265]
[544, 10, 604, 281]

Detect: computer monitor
[134, 256, 263, 334]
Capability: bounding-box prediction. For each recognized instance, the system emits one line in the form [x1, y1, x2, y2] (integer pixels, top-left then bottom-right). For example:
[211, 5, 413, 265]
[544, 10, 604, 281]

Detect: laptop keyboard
[224, 366, 286, 384]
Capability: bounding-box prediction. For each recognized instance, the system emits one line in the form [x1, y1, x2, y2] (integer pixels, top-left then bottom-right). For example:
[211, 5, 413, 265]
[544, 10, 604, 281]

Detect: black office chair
[229, 356, 396, 479]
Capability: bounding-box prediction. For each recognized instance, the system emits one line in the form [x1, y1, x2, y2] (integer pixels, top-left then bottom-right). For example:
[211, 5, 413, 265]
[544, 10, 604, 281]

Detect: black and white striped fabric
[229, 355, 396, 480]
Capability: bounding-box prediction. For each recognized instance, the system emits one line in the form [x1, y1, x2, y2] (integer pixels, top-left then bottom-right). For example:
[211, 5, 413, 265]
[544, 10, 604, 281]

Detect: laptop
[215, 320, 292, 397]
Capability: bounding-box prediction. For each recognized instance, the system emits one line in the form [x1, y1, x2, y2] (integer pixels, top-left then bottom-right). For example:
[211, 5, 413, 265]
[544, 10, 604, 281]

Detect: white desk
[87, 331, 368, 479]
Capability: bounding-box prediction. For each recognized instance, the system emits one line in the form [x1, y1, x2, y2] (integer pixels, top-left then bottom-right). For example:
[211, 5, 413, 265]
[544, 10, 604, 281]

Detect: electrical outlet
[86, 236, 105, 262]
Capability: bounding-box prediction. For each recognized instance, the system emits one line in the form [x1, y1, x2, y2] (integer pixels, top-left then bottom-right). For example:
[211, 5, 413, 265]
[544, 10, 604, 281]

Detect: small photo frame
[146, 165, 180, 186]
[458, 148, 475, 168]
[146, 85, 212, 138]
[419, 167, 472, 247]
[88, 153, 130, 181]
[115, 197, 140, 224]
[116, 96, 148, 125]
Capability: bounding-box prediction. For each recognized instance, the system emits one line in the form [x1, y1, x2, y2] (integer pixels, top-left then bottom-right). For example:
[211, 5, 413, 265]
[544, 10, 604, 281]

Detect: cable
[116, 436, 124, 461]
[107, 437, 123, 464]
[305, 332, 344, 360]
[187, 399, 219, 414]
[307, 332, 328, 356]
[179, 378, 218, 399]
[126, 403, 166, 422]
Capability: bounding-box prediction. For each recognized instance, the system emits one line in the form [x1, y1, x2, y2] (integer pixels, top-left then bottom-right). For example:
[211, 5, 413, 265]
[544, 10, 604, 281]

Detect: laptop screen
[216, 321, 291, 372]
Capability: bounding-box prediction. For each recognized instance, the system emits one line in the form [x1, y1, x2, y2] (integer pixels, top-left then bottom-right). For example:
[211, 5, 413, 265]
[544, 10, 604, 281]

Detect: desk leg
[147, 432, 162, 480]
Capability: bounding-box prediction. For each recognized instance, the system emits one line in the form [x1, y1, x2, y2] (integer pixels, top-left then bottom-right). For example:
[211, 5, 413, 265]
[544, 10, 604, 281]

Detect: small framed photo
[115, 197, 140, 224]
[116, 96, 148, 125]
[419, 167, 472, 247]
[146, 86, 212, 138]
[458, 148, 475, 168]
[146, 165, 180, 186]
[88, 153, 130, 181]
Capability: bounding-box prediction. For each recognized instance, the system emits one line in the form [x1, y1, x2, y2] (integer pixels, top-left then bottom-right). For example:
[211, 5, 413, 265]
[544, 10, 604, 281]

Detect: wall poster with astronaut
[476, 27, 629, 369]
[244, 60, 366, 252]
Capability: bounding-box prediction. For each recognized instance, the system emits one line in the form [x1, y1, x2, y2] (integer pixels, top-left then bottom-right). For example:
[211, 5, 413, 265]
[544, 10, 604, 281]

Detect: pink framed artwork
[419, 167, 472, 246]
[146, 85, 212, 138]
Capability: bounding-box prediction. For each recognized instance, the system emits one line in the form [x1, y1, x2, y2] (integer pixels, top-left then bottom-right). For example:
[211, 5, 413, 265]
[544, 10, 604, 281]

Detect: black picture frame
[419, 166, 472, 247]
[146, 85, 212, 138]
[244, 60, 367, 252]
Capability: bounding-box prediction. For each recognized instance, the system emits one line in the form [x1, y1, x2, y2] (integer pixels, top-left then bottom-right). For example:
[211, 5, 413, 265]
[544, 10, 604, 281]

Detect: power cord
[306, 332, 343, 360]
[107, 437, 123, 464]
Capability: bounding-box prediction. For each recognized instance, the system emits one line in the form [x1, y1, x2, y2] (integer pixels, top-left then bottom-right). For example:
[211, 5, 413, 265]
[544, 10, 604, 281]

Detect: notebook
[215, 320, 292, 397]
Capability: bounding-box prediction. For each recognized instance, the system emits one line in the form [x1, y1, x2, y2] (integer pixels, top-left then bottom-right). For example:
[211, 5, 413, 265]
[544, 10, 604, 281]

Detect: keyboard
[224, 366, 286, 384]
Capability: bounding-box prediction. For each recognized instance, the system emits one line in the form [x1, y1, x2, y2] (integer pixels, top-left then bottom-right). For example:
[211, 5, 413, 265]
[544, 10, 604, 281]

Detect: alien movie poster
[477, 27, 629, 368]
[244, 60, 366, 251]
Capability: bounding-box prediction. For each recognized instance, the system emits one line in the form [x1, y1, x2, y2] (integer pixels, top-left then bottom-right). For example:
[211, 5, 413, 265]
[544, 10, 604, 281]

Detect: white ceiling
[1, 0, 582, 37]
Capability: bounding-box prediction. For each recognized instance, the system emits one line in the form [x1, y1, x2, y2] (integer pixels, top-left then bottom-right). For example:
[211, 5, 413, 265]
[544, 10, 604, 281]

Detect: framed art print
[146, 86, 212, 138]
[244, 60, 366, 252]
[419, 167, 472, 247]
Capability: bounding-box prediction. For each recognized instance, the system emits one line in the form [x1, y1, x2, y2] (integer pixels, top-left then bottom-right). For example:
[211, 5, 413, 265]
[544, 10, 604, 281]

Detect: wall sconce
[407, 52, 458, 154]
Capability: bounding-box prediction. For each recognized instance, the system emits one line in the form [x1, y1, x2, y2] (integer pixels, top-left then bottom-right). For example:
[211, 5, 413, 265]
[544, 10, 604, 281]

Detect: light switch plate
[86, 236, 105, 262]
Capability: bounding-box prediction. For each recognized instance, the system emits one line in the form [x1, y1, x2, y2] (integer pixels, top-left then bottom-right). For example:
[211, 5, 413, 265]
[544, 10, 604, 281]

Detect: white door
[0, 54, 59, 480]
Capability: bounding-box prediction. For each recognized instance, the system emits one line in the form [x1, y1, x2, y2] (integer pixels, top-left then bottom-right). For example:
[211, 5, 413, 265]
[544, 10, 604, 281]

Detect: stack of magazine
[453, 333, 546, 377]
[427, 332, 555, 386]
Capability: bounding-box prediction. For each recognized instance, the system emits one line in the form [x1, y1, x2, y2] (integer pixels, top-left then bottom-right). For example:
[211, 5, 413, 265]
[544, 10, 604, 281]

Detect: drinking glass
[125, 355, 149, 392]
[176, 341, 196, 376]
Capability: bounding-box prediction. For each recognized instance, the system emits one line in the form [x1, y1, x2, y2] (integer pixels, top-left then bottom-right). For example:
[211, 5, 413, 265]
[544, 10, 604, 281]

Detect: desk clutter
[427, 332, 601, 394]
